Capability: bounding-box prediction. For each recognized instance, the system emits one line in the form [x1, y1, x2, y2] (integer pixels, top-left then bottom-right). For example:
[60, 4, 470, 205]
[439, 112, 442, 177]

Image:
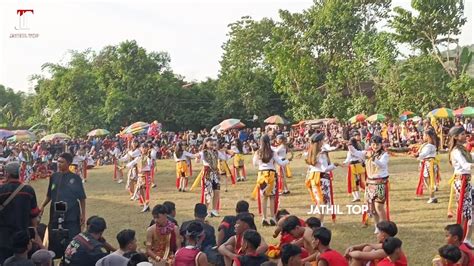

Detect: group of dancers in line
[114, 125, 472, 241]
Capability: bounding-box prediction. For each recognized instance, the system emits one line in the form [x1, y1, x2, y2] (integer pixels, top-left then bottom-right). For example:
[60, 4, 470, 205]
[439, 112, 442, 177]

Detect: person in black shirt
[233, 230, 268, 266]
[180, 204, 217, 262]
[3, 230, 35, 266]
[64, 216, 108, 266]
[217, 200, 250, 247]
[0, 162, 40, 264]
[163, 201, 178, 226]
[40, 153, 86, 259]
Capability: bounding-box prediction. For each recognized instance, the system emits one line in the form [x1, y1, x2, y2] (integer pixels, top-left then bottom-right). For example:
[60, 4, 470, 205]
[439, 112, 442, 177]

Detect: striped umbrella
[454, 107, 474, 117]
[87, 129, 110, 137]
[121, 122, 150, 135]
[348, 114, 366, 124]
[0, 129, 14, 139]
[264, 115, 289, 125]
[219, 119, 245, 131]
[41, 133, 71, 141]
[8, 130, 36, 142]
[367, 114, 386, 122]
[399, 111, 416, 121]
[427, 108, 454, 119]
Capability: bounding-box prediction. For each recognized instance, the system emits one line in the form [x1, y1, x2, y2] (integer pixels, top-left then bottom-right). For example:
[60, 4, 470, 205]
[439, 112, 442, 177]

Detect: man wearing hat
[0, 162, 40, 264]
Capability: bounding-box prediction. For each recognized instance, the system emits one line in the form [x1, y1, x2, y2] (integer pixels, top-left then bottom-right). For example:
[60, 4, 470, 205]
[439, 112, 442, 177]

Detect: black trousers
[48, 221, 81, 259]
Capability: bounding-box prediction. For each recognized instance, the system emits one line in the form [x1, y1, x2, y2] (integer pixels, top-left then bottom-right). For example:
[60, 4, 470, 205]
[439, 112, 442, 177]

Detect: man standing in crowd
[0, 162, 40, 264]
[40, 153, 86, 259]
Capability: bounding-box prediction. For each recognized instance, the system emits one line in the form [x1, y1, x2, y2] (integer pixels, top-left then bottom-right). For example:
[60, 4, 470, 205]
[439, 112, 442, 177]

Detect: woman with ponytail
[252, 134, 288, 226]
[174, 221, 208, 266]
[342, 130, 366, 202]
[447, 126, 473, 243]
[348, 136, 390, 233]
[305, 132, 340, 225]
[415, 128, 441, 203]
[231, 139, 247, 182]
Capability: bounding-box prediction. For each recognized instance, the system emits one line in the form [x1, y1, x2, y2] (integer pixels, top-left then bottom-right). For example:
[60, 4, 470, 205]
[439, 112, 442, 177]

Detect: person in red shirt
[466, 134, 473, 152]
[433, 244, 462, 266]
[445, 224, 474, 266]
[376, 237, 407, 266]
[312, 227, 348, 266]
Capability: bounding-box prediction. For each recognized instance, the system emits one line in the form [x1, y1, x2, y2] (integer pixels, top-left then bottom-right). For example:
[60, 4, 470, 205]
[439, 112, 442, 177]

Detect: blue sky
[0, 0, 472, 92]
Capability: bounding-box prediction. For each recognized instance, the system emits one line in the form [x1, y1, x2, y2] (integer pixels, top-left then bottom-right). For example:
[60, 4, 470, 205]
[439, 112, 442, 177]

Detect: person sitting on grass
[280, 244, 303, 266]
[218, 213, 267, 266]
[433, 245, 462, 266]
[3, 230, 34, 266]
[281, 216, 313, 258]
[312, 227, 348, 266]
[444, 224, 474, 266]
[217, 200, 250, 247]
[174, 221, 209, 266]
[232, 230, 268, 266]
[146, 204, 180, 264]
[345, 221, 400, 266]
[376, 237, 407, 266]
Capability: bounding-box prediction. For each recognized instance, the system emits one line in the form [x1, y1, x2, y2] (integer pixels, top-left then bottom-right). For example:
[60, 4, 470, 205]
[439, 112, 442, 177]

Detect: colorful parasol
[348, 114, 366, 124]
[219, 119, 245, 131]
[264, 115, 289, 125]
[7, 130, 36, 142]
[427, 108, 454, 119]
[366, 114, 386, 122]
[210, 125, 221, 133]
[87, 129, 110, 137]
[41, 133, 71, 141]
[120, 121, 150, 135]
[454, 107, 474, 117]
[411, 116, 422, 122]
[0, 129, 14, 139]
[399, 111, 416, 121]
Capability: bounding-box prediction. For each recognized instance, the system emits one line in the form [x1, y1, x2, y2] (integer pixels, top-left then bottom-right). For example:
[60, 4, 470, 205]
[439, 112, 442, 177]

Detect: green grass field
[31, 151, 458, 265]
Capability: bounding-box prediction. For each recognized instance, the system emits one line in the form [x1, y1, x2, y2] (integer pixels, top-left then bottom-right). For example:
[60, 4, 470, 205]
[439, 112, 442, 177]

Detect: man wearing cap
[64, 216, 108, 266]
[0, 162, 40, 264]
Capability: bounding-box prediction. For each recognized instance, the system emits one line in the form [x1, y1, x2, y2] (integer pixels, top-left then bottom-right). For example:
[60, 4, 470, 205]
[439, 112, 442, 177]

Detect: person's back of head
[236, 213, 257, 231]
[185, 221, 204, 243]
[313, 227, 331, 247]
[281, 215, 300, 234]
[305, 217, 321, 230]
[280, 244, 301, 266]
[193, 203, 207, 219]
[5, 162, 20, 179]
[87, 216, 107, 235]
[439, 244, 462, 264]
[445, 224, 464, 244]
[11, 230, 31, 254]
[236, 200, 249, 214]
[382, 237, 402, 256]
[276, 209, 290, 222]
[116, 229, 136, 251]
[124, 252, 148, 266]
[242, 230, 261, 251]
[377, 221, 398, 237]
[163, 201, 176, 216]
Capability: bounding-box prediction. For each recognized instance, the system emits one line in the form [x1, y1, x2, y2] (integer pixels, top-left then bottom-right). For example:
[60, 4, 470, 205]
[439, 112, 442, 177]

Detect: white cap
[321, 144, 336, 152]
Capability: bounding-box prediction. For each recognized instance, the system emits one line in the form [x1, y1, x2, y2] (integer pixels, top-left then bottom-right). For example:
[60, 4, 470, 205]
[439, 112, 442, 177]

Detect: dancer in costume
[147, 204, 180, 265]
[447, 126, 473, 242]
[415, 128, 441, 203]
[343, 131, 366, 202]
[19, 144, 34, 183]
[252, 134, 288, 226]
[348, 136, 390, 233]
[274, 135, 293, 195]
[174, 142, 196, 192]
[150, 142, 158, 188]
[72, 145, 87, 183]
[192, 138, 230, 217]
[305, 133, 340, 224]
[110, 142, 124, 184]
[232, 139, 247, 182]
[127, 143, 152, 212]
[120, 140, 141, 200]
[218, 141, 235, 192]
